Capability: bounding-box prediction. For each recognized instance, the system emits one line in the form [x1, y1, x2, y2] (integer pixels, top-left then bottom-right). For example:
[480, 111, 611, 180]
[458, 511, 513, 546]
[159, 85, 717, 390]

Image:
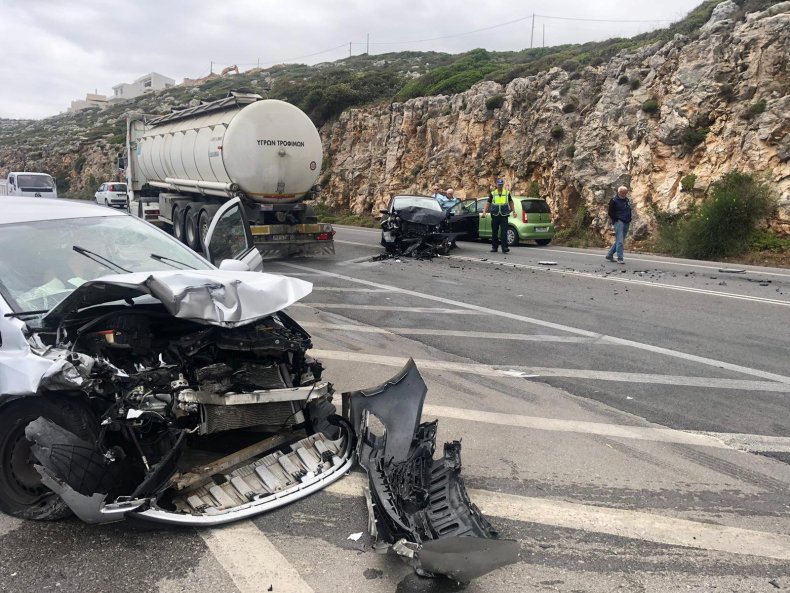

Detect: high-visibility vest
[490, 189, 511, 215]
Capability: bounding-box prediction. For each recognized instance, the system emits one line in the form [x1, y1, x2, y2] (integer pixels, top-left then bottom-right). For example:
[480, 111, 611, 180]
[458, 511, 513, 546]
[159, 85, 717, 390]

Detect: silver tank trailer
[133, 98, 323, 204]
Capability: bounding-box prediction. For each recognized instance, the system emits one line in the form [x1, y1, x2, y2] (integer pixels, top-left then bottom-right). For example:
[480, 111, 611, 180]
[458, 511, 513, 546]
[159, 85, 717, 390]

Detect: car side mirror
[218, 259, 250, 272]
[117, 156, 127, 170]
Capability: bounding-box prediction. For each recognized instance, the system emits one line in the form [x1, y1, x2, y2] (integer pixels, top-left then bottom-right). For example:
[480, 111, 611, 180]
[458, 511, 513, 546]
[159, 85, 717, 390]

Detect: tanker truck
[125, 91, 335, 258]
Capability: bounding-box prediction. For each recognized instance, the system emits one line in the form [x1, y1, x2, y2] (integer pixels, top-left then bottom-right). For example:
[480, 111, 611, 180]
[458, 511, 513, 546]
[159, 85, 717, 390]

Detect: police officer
[482, 179, 516, 253]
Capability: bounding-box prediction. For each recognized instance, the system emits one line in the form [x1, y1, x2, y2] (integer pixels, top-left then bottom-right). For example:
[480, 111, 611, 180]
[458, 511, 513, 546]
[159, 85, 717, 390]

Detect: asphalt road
[1, 228, 789, 593]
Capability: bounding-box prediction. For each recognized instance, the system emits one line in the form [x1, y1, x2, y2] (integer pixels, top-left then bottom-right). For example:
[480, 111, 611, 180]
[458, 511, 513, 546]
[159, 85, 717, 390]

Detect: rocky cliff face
[320, 1, 789, 238]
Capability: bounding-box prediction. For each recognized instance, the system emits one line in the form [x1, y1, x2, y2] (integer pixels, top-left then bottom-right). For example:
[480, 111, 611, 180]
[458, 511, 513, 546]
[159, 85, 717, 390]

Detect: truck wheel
[185, 209, 202, 253]
[0, 396, 97, 520]
[172, 206, 186, 243]
[198, 209, 212, 254]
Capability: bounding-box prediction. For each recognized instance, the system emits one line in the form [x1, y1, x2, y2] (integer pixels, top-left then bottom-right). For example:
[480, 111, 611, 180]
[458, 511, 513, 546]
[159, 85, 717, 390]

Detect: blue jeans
[606, 220, 630, 260]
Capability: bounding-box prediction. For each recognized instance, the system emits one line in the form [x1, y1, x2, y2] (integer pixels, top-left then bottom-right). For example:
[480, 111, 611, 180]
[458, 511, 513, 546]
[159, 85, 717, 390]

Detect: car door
[476, 198, 491, 238]
[204, 198, 263, 272]
[448, 201, 479, 239]
[95, 184, 105, 204]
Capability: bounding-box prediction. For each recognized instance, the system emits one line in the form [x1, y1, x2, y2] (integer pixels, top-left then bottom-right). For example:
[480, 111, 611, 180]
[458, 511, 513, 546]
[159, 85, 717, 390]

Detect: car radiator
[200, 401, 303, 435]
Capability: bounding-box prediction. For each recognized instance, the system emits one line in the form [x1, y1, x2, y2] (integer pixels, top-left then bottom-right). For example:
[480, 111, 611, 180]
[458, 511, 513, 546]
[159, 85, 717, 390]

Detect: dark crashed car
[0, 197, 517, 581]
[380, 195, 478, 257]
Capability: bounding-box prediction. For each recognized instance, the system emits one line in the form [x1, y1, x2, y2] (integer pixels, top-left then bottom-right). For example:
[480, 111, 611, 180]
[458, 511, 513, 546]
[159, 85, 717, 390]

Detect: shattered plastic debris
[347, 532, 364, 541]
[719, 268, 745, 273]
[538, 261, 558, 266]
[344, 359, 519, 583]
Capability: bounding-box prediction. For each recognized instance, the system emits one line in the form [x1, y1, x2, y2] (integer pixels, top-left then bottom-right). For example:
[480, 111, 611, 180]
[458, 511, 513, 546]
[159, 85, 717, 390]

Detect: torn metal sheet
[42, 270, 312, 328]
[344, 359, 519, 582]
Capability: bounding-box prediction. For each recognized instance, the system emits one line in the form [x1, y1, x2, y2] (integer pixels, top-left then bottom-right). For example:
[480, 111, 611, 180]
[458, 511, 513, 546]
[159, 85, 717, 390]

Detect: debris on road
[538, 261, 558, 266]
[719, 268, 746, 273]
[347, 532, 363, 541]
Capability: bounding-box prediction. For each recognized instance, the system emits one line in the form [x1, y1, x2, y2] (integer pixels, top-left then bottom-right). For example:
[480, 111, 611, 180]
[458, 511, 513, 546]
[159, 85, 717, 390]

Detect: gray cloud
[2, 0, 703, 119]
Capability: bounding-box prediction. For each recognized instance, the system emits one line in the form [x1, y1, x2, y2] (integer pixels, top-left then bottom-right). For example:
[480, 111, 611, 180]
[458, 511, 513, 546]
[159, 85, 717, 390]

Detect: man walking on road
[482, 179, 516, 253]
[605, 185, 633, 264]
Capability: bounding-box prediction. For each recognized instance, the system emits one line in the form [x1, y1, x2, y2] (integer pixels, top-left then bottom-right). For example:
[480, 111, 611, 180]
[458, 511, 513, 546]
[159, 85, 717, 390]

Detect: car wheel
[536, 239, 551, 246]
[172, 206, 186, 243]
[198, 209, 212, 253]
[185, 208, 202, 252]
[0, 397, 96, 520]
[506, 226, 519, 247]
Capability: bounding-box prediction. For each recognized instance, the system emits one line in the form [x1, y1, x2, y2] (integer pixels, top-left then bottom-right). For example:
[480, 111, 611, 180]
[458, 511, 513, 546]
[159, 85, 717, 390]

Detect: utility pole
[530, 14, 535, 48]
[349, 42, 352, 57]
[542, 24, 545, 48]
[210, 61, 213, 74]
[366, 33, 369, 55]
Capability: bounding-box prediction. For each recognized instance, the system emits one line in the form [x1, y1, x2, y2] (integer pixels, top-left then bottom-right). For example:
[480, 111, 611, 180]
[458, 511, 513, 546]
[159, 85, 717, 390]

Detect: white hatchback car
[94, 182, 129, 209]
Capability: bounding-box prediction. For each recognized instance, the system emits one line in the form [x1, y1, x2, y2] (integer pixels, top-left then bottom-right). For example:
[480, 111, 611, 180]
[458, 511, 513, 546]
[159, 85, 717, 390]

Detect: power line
[359, 12, 675, 46]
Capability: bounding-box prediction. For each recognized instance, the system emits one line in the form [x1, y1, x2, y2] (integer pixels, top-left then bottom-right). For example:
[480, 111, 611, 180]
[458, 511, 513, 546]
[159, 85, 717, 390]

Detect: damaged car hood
[41, 270, 312, 328]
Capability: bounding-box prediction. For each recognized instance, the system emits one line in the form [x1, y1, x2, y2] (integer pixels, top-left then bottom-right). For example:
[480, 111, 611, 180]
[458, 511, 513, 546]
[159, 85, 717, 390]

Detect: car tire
[506, 226, 519, 247]
[0, 396, 97, 521]
[536, 239, 551, 246]
[198, 209, 212, 254]
[185, 208, 202, 253]
[172, 206, 186, 243]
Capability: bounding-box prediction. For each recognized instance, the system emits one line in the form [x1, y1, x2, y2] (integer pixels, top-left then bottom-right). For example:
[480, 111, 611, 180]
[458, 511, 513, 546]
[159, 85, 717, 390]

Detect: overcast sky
[1, 0, 706, 120]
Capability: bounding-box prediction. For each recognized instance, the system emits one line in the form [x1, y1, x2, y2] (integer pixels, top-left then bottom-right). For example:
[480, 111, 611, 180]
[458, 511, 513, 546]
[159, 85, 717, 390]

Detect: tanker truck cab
[0, 172, 58, 198]
[124, 91, 335, 259]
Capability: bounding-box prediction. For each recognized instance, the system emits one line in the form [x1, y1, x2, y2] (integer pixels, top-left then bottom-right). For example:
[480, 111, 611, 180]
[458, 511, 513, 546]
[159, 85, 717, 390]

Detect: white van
[0, 172, 58, 198]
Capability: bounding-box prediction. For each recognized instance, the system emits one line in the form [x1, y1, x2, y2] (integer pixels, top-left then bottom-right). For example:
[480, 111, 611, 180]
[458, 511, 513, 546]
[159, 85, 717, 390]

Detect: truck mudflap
[250, 223, 335, 259]
[343, 359, 520, 583]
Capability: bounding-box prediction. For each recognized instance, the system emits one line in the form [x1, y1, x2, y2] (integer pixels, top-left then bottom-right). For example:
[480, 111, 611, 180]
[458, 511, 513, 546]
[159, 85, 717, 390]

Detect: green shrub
[562, 103, 577, 114]
[565, 144, 576, 158]
[550, 125, 564, 139]
[554, 203, 602, 247]
[618, 75, 629, 85]
[74, 155, 87, 173]
[54, 171, 71, 194]
[681, 174, 697, 192]
[485, 94, 505, 110]
[749, 230, 790, 253]
[682, 126, 709, 148]
[629, 78, 641, 90]
[569, 71, 582, 80]
[311, 201, 379, 228]
[666, 171, 775, 259]
[527, 181, 540, 197]
[641, 98, 659, 113]
[749, 99, 765, 115]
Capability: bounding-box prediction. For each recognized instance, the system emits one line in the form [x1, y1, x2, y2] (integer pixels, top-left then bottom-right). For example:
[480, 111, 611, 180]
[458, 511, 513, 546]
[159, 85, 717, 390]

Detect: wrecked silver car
[0, 197, 515, 582]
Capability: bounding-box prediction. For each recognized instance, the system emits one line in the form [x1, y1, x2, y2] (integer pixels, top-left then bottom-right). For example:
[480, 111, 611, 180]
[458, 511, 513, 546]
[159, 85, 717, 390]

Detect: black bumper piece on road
[343, 359, 519, 583]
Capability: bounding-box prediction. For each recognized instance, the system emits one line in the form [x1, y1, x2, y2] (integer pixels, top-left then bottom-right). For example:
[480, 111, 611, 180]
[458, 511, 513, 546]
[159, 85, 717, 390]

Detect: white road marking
[311, 288, 388, 293]
[326, 473, 790, 561]
[278, 262, 790, 384]
[450, 255, 790, 308]
[201, 521, 313, 593]
[334, 239, 377, 248]
[298, 322, 594, 343]
[337, 254, 377, 265]
[422, 404, 729, 448]
[0, 512, 23, 537]
[332, 226, 790, 278]
[309, 349, 790, 392]
[695, 432, 790, 453]
[292, 303, 477, 314]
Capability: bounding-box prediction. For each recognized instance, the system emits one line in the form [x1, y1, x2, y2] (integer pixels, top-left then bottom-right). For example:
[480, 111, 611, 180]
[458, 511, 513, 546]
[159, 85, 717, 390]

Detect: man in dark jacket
[605, 186, 632, 264]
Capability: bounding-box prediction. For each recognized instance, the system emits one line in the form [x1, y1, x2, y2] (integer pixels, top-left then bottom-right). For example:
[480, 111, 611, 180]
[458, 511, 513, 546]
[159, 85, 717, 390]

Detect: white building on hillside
[111, 72, 175, 102]
[67, 93, 108, 112]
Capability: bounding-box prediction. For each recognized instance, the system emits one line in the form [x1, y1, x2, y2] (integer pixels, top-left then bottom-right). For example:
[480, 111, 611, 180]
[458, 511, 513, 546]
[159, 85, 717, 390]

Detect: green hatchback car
[458, 196, 555, 246]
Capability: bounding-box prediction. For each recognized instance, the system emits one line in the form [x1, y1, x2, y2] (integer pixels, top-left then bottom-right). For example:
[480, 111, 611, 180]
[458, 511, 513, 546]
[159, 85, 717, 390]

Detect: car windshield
[16, 174, 54, 189]
[108, 183, 127, 192]
[391, 196, 441, 212]
[521, 199, 550, 213]
[0, 214, 211, 313]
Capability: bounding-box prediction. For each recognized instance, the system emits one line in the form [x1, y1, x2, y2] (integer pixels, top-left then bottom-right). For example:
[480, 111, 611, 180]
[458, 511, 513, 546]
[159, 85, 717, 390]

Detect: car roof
[0, 196, 127, 225]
